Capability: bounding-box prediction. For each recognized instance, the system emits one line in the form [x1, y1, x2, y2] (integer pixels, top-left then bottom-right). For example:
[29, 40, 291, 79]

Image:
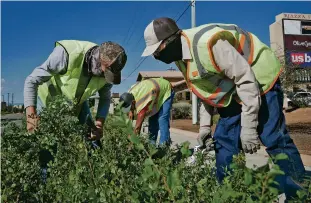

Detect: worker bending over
[120, 78, 174, 146]
[24, 40, 127, 141]
[141, 17, 305, 199]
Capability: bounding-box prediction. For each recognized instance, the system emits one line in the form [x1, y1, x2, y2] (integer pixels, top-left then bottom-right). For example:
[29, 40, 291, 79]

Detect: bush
[1, 97, 310, 202]
[172, 102, 192, 119]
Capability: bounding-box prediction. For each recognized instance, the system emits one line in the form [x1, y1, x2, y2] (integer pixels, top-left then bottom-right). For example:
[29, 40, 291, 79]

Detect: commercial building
[270, 13, 311, 90]
[136, 70, 183, 86]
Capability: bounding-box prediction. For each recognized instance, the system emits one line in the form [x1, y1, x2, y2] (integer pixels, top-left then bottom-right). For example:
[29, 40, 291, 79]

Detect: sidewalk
[170, 127, 311, 170]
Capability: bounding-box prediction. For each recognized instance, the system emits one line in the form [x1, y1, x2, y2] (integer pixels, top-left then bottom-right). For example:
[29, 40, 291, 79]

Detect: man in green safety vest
[119, 78, 175, 146]
[141, 17, 305, 199]
[24, 40, 127, 141]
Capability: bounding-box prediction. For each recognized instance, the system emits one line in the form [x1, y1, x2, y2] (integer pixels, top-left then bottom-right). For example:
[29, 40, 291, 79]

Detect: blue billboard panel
[286, 51, 311, 68]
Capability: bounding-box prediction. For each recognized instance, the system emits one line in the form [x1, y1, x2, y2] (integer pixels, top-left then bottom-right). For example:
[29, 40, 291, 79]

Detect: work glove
[187, 127, 213, 166]
[240, 127, 261, 154]
[197, 126, 214, 151]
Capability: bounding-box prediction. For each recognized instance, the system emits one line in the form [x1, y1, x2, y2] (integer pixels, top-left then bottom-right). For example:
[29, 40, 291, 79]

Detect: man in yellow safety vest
[120, 78, 174, 146]
[24, 40, 127, 141]
[141, 17, 305, 199]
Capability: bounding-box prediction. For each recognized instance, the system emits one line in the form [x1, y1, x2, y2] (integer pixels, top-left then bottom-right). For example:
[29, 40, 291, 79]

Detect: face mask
[154, 36, 182, 64]
[86, 46, 105, 77]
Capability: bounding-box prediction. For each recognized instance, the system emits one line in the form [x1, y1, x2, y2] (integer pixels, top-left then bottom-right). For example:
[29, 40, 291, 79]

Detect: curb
[170, 128, 197, 137]
[170, 128, 311, 167]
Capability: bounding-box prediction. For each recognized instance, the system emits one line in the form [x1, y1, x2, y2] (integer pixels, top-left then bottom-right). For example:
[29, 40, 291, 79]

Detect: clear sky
[1, 1, 311, 104]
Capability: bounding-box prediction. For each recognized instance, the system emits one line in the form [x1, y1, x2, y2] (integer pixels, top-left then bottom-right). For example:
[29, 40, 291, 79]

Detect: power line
[123, 9, 138, 46]
[128, 9, 147, 52]
[176, 1, 193, 23]
[129, 35, 144, 52]
[122, 1, 193, 83]
[124, 12, 139, 46]
[122, 57, 149, 83]
[125, 9, 147, 48]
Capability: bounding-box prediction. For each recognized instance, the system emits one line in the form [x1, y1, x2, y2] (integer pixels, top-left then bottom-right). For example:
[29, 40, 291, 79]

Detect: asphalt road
[1, 113, 24, 134]
[1, 113, 24, 121]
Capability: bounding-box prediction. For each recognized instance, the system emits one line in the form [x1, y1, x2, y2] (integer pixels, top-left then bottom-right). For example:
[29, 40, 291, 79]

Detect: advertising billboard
[302, 21, 311, 35]
[284, 35, 311, 51]
[287, 52, 311, 68]
[283, 19, 311, 68]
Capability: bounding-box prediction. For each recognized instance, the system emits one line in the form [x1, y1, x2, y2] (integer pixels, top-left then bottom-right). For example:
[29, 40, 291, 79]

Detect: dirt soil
[171, 108, 311, 155]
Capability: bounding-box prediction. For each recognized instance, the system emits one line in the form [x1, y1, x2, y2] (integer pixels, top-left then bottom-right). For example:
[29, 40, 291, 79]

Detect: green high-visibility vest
[129, 78, 172, 116]
[175, 23, 282, 107]
[37, 40, 107, 114]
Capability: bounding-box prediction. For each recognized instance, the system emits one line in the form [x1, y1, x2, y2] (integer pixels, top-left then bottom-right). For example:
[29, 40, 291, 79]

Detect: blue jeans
[148, 91, 175, 146]
[78, 101, 92, 124]
[214, 82, 305, 198]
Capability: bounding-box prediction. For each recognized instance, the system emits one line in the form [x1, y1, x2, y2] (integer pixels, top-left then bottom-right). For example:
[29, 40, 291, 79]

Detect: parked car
[287, 91, 311, 107]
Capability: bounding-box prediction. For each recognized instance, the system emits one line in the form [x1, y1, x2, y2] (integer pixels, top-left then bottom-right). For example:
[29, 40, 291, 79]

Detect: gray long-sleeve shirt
[181, 36, 261, 130]
[24, 46, 112, 119]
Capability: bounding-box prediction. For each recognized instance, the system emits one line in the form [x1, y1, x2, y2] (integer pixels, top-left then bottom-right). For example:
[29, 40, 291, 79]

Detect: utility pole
[2, 95, 4, 102]
[7, 93, 10, 108]
[191, 0, 198, 125]
[12, 93, 14, 106]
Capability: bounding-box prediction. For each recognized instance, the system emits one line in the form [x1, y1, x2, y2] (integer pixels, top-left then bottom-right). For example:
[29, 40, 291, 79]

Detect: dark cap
[119, 92, 134, 113]
[100, 41, 127, 84]
[142, 17, 180, 56]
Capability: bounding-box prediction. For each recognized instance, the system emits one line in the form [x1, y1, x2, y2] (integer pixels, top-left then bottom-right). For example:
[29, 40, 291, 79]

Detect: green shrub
[172, 102, 192, 119]
[1, 97, 310, 202]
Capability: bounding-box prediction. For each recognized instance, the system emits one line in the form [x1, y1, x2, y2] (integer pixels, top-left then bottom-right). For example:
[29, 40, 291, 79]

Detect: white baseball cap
[142, 17, 180, 57]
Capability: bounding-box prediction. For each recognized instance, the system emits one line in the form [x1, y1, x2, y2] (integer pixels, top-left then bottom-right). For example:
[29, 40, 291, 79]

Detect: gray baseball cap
[100, 42, 127, 85]
[142, 17, 180, 57]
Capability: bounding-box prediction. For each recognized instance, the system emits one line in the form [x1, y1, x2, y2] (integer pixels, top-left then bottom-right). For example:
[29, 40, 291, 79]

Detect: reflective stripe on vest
[192, 24, 254, 77]
[135, 78, 161, 116]
[175, 60, 232, 107]
[176, 24, 281, 108]
[149, 79, 161, 116]
[130, 78, 172, 116]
